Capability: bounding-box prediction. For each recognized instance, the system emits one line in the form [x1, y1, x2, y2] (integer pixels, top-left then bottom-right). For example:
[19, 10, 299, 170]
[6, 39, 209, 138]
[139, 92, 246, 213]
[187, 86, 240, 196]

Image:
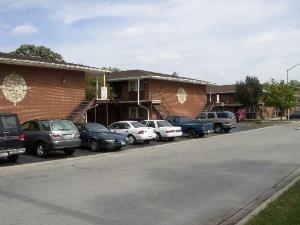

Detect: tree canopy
[263, 80, 297, 117]
[235, 76, 263, 109]
[11, 44, 64, 62]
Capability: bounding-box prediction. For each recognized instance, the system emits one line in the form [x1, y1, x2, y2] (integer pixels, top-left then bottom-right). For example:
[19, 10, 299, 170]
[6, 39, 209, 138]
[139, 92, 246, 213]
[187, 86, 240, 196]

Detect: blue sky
[1, 0, 300, 84]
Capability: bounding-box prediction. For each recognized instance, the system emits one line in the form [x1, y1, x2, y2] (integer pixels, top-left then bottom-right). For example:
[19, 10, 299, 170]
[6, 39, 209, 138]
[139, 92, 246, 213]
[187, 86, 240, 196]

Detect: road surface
[0, 122, 299, 225]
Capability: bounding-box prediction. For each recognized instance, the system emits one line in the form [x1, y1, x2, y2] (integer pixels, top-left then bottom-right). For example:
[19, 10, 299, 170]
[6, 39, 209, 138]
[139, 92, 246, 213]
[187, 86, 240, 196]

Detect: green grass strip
[246, 180, 300, 225]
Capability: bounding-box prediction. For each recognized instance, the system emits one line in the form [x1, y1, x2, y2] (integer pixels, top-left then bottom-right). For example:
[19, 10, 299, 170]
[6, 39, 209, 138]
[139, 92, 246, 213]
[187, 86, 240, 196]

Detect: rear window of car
[0, 115, 19, 130]
[51, 120, 76, 131]
[131, 122, 145, 128]
[86, 123, 109, 132]
[157, 121, 172, 127]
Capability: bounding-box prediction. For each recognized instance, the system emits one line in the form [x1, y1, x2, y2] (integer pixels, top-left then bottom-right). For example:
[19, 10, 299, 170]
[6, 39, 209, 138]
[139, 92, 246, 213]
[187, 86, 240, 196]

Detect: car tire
[90, 140, 100, 152]
[187, 129, 197, 138]
[36, 142, 49, 158]
[155, 132, 161, 141]
[127, 135, 136, 144]
[64, 148, 75, 156]
[7, 154, 19, 163]
[214, 124, 223, 133]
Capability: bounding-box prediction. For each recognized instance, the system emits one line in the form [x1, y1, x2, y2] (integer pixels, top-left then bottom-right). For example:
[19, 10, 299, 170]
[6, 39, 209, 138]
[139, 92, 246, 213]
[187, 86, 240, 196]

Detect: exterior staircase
[66, 99, 95, 123]
[153, 104, 170, 119]
[202, 102, 215, 112]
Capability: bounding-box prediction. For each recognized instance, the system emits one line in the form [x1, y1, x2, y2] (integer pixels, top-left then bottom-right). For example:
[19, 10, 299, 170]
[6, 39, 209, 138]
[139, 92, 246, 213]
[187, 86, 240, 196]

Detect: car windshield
[157, 121, 173, 127]
[86, 123, 109, 132]
[51, 120, 76, 131]
[131, 122, 145, 128]
[180, 117, 192, 123]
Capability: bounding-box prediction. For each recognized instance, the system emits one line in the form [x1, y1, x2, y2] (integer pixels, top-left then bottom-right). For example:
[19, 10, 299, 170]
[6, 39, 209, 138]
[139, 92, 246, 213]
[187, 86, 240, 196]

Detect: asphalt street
[1, 123, 299, 225]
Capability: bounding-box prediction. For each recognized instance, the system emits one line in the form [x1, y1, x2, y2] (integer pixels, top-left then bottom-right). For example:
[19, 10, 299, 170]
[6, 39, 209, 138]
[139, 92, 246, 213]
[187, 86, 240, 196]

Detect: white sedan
[109, 121, 155, 144]
[141, 120, 182, 141]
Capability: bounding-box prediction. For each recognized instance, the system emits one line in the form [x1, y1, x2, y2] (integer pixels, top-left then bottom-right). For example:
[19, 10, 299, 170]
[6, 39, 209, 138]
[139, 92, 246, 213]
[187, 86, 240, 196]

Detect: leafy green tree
[85, 75, 116, 101]
[263, 80, 297, 119]
[11, 44, 64, 62]
[235, 76, 263, 118]
[289, 80, 300, 91]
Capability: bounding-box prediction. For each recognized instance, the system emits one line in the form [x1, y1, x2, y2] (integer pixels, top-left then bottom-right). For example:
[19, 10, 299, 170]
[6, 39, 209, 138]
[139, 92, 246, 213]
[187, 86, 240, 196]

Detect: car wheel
[127, 135, 136, 144]
[187, 129, 197, 138]
[90, 140, 100, 152]
[7, 154, 19, 163]
[64, 148, 75, 156]
[214, 124, 223, 133]
[36, 142, 49, 158]
[155, 132, 161, 141]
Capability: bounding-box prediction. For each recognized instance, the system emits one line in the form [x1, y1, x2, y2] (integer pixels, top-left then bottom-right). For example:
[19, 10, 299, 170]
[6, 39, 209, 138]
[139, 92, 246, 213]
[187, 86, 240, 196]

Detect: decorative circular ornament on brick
[177, 87, 187, 104]
[1, 73, 29, 106]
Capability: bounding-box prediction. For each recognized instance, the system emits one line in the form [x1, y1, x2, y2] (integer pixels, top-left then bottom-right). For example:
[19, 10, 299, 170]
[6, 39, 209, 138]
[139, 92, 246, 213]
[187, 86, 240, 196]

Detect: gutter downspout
[137, 77, 150, 120]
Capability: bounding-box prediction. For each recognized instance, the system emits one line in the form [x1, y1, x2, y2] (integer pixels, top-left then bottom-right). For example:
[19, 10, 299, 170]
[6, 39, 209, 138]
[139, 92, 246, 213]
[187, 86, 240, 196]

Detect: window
[1, 115, 19, 130]
[147, 121, 155, 128]
[129, 107, 138, 118]
[129, 107, 147, 119]
[207, 113, 215, 119]
[198, 113, 206, 119]
[128, 80, 144, 91]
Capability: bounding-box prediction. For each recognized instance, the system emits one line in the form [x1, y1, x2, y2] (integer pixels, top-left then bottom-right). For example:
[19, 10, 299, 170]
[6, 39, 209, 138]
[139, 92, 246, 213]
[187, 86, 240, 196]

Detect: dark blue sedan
[76, 123, 128, 151]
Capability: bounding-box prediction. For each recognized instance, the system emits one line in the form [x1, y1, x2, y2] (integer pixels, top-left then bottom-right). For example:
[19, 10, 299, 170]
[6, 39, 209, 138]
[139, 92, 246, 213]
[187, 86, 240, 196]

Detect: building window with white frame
[128, 80, 144, 91]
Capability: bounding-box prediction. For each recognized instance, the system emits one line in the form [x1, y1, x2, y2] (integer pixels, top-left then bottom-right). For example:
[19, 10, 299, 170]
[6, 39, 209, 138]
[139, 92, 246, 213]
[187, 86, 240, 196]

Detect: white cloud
[160, 52, 181, 60]
[10, 24, 38, 35]
[244, 30, 300, 48]
[116, 23, 171, 37]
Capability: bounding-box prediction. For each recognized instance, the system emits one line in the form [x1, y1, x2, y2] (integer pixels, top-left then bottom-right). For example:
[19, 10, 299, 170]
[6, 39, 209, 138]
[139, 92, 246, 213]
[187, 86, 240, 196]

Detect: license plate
[0, 152, 9, 158]
[64, 134, 73, 139]
[121, 141, 126, 146]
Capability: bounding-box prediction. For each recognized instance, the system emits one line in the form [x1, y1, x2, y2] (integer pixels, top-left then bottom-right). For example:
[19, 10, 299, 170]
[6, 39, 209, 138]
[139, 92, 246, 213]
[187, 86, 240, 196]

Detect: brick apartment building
[0, 52, 105, 123]
[104, 70, 210, 123]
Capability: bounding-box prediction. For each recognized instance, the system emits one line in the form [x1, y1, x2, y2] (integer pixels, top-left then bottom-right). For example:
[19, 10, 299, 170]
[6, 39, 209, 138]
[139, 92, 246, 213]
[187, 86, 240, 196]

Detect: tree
[263, 80, 297, 119]
[235, 76, 263, 118]
[11, 44, 64, 62]
[85, 75, 116, 101]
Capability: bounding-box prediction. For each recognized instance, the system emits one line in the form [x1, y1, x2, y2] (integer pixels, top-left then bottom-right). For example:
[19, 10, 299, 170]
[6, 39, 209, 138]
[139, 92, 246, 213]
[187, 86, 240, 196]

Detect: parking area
[0, 124, 256, 167]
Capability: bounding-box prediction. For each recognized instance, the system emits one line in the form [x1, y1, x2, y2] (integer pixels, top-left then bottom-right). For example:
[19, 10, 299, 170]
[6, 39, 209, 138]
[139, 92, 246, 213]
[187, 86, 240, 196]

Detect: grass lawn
[239, 120, 292, 128]
[246, 179, 300, 225]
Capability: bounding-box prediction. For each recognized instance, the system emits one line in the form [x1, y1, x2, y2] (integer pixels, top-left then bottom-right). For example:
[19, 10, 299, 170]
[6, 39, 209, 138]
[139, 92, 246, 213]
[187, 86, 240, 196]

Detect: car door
[76, 124, 89, 147]
[0, 115, 23, 151]
[22, 121, 41, 149]
[207, 112, 216, 123]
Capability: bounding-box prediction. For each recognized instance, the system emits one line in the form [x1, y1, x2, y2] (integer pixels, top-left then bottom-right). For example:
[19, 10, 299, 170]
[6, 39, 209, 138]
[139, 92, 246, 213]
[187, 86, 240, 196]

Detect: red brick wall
[0, 64, 85, 123]
[148, 79, 207, 118]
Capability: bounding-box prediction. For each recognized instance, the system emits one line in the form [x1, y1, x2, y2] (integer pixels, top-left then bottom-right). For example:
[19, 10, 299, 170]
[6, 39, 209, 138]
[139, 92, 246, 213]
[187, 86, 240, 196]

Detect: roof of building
[0, 52, 108, 74]
[106, 70, 212, 85]
[206, 84, 236, 94]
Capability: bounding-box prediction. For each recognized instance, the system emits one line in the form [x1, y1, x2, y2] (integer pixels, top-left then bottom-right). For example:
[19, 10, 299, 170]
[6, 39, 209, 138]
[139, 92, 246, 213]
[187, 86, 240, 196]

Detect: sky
[0, 0, 300, 84]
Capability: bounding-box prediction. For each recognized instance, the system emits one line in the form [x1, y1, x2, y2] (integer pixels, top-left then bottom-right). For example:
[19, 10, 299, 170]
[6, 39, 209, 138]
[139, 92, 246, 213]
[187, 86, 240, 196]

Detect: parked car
[0, 113, 25, 163]
[140, 120, 182, 141]
[197, 111, 237, 133]
[21, 119, 81, 157]
[109, 121, 155, 144]
[75, 122, 128, 151]
[289, 111, 300, 119]
[166, 115, 214, 138]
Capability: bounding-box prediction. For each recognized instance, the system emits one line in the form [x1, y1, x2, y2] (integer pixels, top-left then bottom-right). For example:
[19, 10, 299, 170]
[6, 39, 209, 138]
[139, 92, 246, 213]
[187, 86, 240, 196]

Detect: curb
[217, 168, 300, 225]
